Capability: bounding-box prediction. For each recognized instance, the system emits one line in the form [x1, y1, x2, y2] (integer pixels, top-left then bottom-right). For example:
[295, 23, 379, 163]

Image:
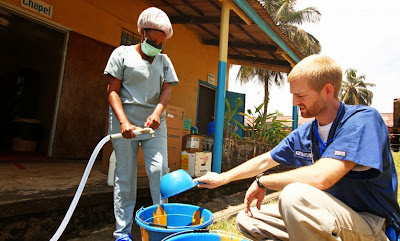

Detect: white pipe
[50, 128, 154, 241]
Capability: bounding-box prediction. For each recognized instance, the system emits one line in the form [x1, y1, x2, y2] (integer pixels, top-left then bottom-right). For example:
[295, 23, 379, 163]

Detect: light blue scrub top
[104, 45, 179, 140]
[271, 104, 400, 231]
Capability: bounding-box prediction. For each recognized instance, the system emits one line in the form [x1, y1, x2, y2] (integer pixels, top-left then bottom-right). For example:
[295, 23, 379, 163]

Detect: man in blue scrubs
[196, 55, 400, 240]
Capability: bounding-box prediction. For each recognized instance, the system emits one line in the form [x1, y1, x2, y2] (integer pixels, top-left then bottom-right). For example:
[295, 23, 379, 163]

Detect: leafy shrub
[223, 97, 245, 140]
[240, 103, 291, 148]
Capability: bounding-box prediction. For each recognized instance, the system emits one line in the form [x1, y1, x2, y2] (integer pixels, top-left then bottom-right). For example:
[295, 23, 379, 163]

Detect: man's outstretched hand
[194, 172, 227, 189]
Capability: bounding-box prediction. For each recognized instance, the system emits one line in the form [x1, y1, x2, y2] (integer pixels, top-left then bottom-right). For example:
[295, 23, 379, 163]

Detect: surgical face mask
[141, 38, 163, 57]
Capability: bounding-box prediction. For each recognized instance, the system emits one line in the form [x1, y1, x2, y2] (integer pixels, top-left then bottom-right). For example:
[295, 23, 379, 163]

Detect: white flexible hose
[50, 128, 154, 241]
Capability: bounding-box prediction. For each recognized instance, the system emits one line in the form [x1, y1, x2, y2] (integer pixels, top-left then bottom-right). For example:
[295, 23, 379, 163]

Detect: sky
[228, 0, 400, 116]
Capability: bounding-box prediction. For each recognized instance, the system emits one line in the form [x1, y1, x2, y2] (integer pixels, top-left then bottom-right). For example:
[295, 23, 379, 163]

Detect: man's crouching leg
[236, 203, 288, 241]
[236, 182, 387, 241]
[279, 182, 387, 241]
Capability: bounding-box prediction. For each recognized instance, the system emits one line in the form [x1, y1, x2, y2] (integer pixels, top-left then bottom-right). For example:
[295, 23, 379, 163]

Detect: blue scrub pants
[111, 124, 168, 238]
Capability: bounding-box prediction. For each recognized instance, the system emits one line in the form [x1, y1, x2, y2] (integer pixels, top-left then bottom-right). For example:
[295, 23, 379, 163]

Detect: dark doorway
[0, 7, 66, 156]
[197, 83, 216, 135]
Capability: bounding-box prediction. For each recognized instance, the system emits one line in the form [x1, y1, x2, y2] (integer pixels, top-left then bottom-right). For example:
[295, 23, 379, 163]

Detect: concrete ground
[0, 158, 112, 204]
[0, 158, 278, 241]
[0, 157, 150, 241]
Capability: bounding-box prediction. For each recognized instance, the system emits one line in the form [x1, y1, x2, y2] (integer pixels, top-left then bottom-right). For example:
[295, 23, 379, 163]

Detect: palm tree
[340, 68, 375, 106]
[236, 67, 285, 114]
[265, 0, 321, 56]
[235, 0, 321, 114]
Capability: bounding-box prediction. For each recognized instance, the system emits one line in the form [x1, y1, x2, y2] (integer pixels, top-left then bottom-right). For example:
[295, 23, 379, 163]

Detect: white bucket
[107, 150, 116, 186]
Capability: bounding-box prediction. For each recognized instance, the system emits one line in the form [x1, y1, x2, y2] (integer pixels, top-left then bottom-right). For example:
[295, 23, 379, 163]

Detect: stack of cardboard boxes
[180, 134, 212, 177]
[165, 106, 185, 172]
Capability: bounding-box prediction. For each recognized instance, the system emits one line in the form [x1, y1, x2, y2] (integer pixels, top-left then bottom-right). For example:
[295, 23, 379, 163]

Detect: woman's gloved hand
[145, 113, 161, 130]
[120, 122, 138, 139]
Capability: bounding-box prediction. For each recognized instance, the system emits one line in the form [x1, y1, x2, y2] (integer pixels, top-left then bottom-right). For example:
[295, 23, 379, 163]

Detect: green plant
[223, 97, 246, 140]
[240, 103, 291, 148]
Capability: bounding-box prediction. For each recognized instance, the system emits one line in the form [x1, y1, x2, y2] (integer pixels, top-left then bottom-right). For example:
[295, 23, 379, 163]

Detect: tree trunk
[264, 82, 269, 114]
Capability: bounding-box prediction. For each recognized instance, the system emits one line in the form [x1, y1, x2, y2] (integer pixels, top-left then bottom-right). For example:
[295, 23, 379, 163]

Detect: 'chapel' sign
[20, 0, 53, 18]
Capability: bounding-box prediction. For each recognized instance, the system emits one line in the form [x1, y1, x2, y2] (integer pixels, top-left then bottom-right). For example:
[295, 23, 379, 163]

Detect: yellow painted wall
[1, 0, 223, 121]
[165, 26, 220, 120]
[1, 0, 146, 46]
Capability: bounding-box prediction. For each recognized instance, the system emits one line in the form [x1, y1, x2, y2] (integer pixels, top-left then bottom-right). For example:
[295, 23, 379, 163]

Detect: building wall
[1, 0, 222, 158]
[3, 0, 221, 119]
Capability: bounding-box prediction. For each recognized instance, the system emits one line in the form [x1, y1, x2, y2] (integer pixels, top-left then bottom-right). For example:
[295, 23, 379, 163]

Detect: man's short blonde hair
[288, 55, 343, 98]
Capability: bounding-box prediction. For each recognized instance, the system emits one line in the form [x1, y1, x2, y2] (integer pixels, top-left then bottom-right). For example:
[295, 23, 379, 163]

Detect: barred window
[121, 28, 140, 46]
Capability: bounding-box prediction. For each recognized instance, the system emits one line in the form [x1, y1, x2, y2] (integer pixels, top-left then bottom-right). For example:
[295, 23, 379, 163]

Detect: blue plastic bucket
[135, 203, 214, 241]
[162, 230, 251, 241]
[160, 169, 198, 199]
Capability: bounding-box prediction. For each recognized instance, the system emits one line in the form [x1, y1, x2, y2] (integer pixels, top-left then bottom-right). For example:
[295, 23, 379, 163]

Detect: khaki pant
[236, 183, 389, 241]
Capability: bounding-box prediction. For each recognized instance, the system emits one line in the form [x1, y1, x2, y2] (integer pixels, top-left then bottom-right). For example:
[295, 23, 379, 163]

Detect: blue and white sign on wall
[20, 0, 53, 18]
[207, 72, 215, 85]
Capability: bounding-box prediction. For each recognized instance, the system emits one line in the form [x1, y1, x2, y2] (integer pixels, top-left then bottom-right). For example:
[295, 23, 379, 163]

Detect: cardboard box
[180, 151, 195, 176]
[166, 105, 184, 171]
[182, 134, 204, 153]
[166, 105, 184, 131]
[168, 145, 181, 172]
[181, 151, 212, 177]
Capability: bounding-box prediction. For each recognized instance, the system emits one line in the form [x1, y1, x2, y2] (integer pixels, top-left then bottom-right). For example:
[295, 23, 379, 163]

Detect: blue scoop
[160, 169, 199, 199]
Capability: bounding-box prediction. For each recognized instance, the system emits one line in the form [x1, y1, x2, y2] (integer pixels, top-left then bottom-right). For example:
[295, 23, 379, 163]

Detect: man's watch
[256, 173, 266, 189]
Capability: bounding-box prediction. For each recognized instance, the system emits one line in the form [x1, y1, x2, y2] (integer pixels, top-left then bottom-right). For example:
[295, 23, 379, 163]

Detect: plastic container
[162, 230, 251, 241]
[183, 117, 192, 130]
[135, 203, 214, 241]
[107, 150, 116, 186]
[190, 126, 198, 134]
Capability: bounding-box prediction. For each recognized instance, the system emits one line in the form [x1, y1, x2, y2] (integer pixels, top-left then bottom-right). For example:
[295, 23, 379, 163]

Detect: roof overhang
[146, 0, 305, 72]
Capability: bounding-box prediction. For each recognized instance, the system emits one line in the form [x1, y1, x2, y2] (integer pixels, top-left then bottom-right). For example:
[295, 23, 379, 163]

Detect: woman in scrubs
[104, 7, 179, 241]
